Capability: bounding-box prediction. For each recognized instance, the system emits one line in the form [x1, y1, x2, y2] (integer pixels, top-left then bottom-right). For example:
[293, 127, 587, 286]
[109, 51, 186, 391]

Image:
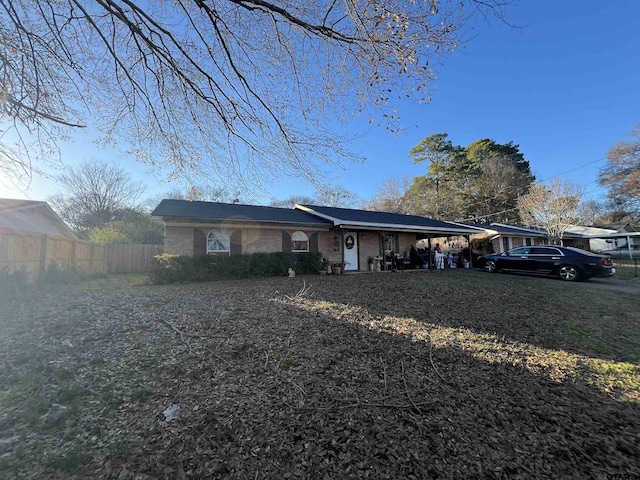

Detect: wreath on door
[345, 235, 355, 249]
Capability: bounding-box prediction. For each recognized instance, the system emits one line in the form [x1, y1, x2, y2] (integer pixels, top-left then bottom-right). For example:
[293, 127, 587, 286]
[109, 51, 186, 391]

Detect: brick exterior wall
[243, 228, 282, 254]
[318, 231, 342, 265]
[165, 226, 195, 256]
[166, 225, 319, 256]
[398, 233, 418, 257]
[358, 234, 380, 271]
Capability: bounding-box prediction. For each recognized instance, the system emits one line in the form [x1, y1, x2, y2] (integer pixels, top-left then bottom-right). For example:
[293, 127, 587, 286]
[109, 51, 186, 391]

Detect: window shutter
[282, 231, 292, 252]
[309, 233, 319, 253]
[193, 229, 206, 256]
[230, 230, 242, 255]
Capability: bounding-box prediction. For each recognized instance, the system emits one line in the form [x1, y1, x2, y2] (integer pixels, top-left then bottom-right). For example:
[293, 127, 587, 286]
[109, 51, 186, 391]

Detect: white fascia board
[335, 221, 480, 235]
[293, 204, 341, 224]
[296, 204, 479, 234]
[583, 231, 640, 239]
[491, 223, 547, 236]
[447, 221, 490, 232]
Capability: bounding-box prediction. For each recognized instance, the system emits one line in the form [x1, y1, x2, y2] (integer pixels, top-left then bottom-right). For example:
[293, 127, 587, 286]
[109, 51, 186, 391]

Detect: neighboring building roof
[151, 199, 333, 227]
[489, 223, 548, 236]
[295, 204, 481, 235]
[583, 231, 640, 239]
[591, 223, 640, 233]
[564, 225, 617, 235]
[0, 198, 77, 239]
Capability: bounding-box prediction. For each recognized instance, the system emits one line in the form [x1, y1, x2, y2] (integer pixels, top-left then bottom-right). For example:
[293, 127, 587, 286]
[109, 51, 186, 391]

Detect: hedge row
[148, 252, 323, 285]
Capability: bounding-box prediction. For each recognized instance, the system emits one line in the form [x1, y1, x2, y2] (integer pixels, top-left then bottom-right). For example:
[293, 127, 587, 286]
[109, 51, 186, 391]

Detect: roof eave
[335, 220, 480, 235]
[158, 216, 331, 227]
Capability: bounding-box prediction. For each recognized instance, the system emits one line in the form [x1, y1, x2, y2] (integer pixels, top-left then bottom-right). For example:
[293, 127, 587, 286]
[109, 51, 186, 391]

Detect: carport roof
[295, 204, 481, 235]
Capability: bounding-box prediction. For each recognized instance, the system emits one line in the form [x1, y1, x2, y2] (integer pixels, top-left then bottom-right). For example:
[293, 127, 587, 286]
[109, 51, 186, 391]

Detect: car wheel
[483, 260, 498, 273]
[558, 264, 580, 282]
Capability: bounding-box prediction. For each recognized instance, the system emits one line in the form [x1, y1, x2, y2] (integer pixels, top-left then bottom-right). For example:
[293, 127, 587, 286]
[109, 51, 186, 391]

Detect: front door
[343, 232, 359, 271]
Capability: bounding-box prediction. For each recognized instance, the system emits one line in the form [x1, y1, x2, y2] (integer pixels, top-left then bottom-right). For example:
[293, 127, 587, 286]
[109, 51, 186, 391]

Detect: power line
[471, 158, 610, 221]
[535, 157, 607, 185]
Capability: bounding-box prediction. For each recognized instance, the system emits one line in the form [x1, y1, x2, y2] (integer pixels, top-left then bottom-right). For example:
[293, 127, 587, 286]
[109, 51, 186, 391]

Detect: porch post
[340, 229, 345, 271]
[465, 235, 472, 268]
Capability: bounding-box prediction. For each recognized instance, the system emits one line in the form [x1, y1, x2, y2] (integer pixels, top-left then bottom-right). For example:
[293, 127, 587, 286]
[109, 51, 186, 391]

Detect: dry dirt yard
[1, 271, 639, 479]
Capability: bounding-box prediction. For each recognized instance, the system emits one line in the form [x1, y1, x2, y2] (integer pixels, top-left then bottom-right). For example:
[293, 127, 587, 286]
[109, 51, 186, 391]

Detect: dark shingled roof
[487, 224, 547, 236]
[295, 204, 480, 232]
[151, 199, 333, 226]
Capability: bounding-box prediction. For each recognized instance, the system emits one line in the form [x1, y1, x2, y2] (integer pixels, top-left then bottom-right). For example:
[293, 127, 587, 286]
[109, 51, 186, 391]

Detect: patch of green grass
[279, 357, 300, 371]
[411, 272, 640, 364]
[0, 372, 44, 412]
[130, 386, 153, 403]
[23, 397, 51, 426]
[583, 358, 640, 399]
[614, 265, 640, 281]
[0, 442, 29, 476]
[89, 356, 107, 367]
[326, 373, 348, 386]
[45, 446, 91, 474]
[58, 382, 90, 407]
[53, 368, 74, 382]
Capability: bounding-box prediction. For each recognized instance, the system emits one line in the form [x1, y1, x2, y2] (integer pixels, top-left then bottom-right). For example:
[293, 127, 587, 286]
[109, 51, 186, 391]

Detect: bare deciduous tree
[315, 185, 359, 208]
[361, 177, 411, 213]
[48, 160, 146, 237]
[1, 0, 513, 191]
[599, 124, 640, 214]
[517, 178, 584, 245]
[578, 199, 605, 226]
[270, 196, 317, 209]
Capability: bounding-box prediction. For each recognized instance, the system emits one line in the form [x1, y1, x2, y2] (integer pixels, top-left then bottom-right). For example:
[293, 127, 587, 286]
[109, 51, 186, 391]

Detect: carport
[585, 231, 640, 260]
[294, 204, 483, 271]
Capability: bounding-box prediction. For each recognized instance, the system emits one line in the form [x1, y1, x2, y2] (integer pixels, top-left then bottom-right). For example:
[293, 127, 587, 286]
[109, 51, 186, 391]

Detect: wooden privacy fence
[0, 230, 106, 280]
[0, 230, 164, 280]
[105, 244, 164, 274]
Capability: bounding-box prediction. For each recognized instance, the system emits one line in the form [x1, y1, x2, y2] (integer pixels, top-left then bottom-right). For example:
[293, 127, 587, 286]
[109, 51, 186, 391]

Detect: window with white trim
[291, 231, 309, 252]
[207, 228, 230, 254]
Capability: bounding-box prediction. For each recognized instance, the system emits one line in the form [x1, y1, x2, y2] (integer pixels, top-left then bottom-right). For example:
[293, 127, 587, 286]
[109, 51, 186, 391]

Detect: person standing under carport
[435, 243, 445, 270]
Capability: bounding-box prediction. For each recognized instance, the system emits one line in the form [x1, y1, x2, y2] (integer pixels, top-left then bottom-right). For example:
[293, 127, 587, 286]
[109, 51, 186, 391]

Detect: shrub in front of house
[148, 254, 196, 284]
[149, 252, 323, 284]
[37, 263, 80, 285]
[0, 268, 30, 298]
[471, 235, 494, 255]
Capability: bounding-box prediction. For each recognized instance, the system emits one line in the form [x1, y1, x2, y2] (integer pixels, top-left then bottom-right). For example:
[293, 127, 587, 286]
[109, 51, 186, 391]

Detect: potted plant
[320, 257, 330, 275]
[332, 263, 342, 275]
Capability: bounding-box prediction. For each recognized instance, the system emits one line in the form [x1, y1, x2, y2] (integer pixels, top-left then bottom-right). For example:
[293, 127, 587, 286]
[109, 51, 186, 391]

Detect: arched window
[207, 228, 230, 254]
[291, 231, 309, 252]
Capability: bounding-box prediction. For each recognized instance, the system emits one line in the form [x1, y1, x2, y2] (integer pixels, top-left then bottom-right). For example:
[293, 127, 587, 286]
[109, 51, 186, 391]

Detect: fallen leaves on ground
[1, 272, 639, 479]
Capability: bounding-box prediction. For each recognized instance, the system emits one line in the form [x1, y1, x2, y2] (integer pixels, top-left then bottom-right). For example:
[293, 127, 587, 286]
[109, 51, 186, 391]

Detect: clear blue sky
[2, 0, 639, 207]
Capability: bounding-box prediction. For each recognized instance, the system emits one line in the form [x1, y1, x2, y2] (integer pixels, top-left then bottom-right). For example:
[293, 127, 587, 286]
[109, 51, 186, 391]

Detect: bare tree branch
[1, 0, 514, 192]
[517, 179, 584, 245]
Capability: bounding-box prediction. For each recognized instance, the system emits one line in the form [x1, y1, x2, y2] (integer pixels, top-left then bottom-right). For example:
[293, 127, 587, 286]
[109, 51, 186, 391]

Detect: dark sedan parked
[478, 245, 616, 282]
